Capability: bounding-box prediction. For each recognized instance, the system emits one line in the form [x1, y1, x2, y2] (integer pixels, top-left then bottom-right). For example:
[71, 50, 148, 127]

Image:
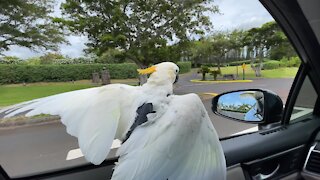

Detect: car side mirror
[212, 89, 283, 124]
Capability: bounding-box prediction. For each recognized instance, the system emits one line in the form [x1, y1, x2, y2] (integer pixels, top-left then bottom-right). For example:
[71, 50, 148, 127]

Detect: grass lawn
[0, 79, 139, 107]
[216, 66, 298, 79]
[0, 82, 96, 107]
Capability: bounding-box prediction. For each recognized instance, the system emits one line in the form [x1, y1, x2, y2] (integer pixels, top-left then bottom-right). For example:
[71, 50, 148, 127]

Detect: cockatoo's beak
[174, 75, 179, 84]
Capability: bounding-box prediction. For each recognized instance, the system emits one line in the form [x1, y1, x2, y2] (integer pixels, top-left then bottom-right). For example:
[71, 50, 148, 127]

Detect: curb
[0, 115, 60, 129]
[203, 93, 219, 96]
[190, 79, 253, 83]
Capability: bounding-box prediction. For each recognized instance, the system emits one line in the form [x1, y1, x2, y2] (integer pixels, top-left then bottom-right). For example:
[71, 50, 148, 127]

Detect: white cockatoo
[0, 62, 226, 180]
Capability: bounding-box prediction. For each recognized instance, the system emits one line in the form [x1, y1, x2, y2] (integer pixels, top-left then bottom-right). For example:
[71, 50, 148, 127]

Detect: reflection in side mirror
[216, 91, 265, 123]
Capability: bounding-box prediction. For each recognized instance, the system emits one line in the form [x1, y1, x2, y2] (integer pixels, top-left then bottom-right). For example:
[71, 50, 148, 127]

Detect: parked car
[1, 0, 320, 179]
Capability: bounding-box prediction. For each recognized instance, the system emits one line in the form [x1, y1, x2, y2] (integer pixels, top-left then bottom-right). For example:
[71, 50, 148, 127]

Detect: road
[174, 72, 293, 137]
[0, 73, 294, 178]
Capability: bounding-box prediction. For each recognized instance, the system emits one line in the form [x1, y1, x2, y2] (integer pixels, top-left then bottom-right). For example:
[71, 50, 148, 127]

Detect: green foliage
[228, 60, 253, 66]
[263, 60, 286, 70]
[210, 69, 221, 80]
[198, 65, 210, 80]
[73, 57, 95, 64]
[227, 58, 299, 69]
[0, 63, 139, 84]
[0, 61, 192, 84]
[96, 49, 125, 64]
[270, 43, 296, 60]
[25, 57, 41, 65]
[199, 65, 210, 73]
[39, 53, 65, 64]
[242, 21, 292, 75]
[0, 0, 66, 53]
[56, 0, 219, 66]
[26, 56, 96, 65]
[0, 56, 24, 64]
[190, 33, 232, 68]
[190, 39, 213, 65]
[176, 61, 191, 74]
[280, 56, 301, 67]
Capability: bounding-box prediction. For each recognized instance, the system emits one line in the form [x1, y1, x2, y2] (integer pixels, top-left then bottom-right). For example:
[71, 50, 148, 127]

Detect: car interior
[1, 0, 320, 180]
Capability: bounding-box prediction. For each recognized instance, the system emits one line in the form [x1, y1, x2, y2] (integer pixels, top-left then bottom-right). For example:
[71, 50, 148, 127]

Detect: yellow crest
[137, 66, 156, 75]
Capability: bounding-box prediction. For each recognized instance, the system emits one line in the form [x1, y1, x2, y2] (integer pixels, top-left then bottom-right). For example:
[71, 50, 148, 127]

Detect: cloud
[3, 35, 87, 59]
[209, 0, 274, 31]
[59, 35, 88, 58]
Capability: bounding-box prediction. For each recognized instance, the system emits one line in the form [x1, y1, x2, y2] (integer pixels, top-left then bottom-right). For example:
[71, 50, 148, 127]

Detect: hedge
[280, 56, 301, 67]
[177, 61, 191, 74]
[262, 60, 286, 70]
[0, 63, 139, 84]
[0, 62, 191, 84]
[228, 60, 253, 66]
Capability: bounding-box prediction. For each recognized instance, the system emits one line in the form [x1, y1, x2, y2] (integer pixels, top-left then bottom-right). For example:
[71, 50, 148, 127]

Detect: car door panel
[227, 165, 246, 180]
[222, 117, 320, 167]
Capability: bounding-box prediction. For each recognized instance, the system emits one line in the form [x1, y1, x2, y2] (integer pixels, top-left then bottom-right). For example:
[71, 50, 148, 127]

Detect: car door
[225, 0, 320, 179]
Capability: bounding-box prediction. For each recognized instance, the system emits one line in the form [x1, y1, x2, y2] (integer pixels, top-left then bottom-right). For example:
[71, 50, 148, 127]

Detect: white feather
[1, 84, 141, 165]
[112, 94, 226, 180]
[1, 62, 226, 179]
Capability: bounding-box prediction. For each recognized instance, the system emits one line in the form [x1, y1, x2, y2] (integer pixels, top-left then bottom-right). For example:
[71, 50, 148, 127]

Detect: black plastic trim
[221, 116, 320, 167]
[282, 64, 307, 124]
[4, 158, 117, 180]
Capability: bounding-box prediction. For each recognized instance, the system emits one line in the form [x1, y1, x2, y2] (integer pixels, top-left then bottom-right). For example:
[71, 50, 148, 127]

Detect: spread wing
[112, 94, 226, 180]
[0, 84, 135, 165]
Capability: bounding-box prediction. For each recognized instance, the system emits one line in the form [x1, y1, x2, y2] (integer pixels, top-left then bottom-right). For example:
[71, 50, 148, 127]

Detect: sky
[3, 0, 274, 59]
[219, 91, 257, 107]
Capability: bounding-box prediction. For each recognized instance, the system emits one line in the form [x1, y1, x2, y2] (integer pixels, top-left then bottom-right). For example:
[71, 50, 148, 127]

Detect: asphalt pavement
[173, 72, 293, 137]
[0, 72, 294, 178]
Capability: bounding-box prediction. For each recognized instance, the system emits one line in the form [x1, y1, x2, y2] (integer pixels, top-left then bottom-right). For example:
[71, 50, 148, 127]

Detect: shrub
[25, 57, 41, 65]
[0, 63, 139, 84]
[210, 69, 221, 81]
[263, 60, 286, 70]
[0, 56, 24, 64]
[198, 65, 210, 80]
[280, 56, 301, 67]
[177, 61, 191, 74]
[228, 60, 252, 66]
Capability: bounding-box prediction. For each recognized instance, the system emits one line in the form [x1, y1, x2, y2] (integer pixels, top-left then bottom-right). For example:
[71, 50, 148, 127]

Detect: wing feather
[1, 85, 135, 165]
[112, 94, 226, 180]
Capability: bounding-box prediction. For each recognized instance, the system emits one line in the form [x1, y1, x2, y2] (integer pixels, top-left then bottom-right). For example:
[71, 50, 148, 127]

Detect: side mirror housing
[212, 89, 283, 124]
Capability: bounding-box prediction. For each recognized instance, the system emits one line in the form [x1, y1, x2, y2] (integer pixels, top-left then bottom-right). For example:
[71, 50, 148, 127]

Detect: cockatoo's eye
[175, 69, 178, 73]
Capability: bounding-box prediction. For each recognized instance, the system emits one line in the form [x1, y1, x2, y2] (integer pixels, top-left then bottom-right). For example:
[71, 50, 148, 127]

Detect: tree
[0, 0, 66, 54]
[228, 30, 246, 61]
[269, 43, 295, 60]
[96, 49, 125, 64]
[39, 53, 65, 64]
[55, 0, 219, 68]
[1, 56, 23, 64]
[209, 33, 231, 71]
[26, 57, 41, 65]
[243, 21, 286, 77]
[190, 39, 212, 67]
[198, 65, 210, 81]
